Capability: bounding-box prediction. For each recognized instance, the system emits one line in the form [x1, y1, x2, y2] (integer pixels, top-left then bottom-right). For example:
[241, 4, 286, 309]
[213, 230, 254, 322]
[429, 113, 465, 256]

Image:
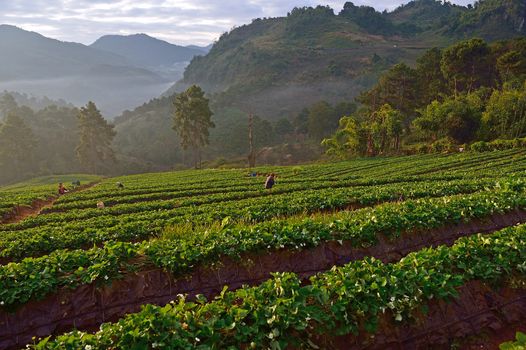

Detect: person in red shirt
[58, 183, 68, 195]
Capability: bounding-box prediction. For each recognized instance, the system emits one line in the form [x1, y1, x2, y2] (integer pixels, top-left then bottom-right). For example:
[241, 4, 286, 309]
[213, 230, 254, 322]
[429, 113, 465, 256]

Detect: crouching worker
[58, 183, 68, 195]
[265, 173, 275, 190]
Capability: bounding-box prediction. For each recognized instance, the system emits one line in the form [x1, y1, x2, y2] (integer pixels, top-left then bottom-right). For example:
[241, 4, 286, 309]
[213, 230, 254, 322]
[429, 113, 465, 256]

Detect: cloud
[0, 0, 475, 46]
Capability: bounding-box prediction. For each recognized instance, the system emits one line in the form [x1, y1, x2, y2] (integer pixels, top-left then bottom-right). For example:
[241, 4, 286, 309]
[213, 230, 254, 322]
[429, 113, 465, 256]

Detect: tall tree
[0, 93, 18, 119]
[358, 63, 418, 120]
[413, 94, 482, 143]
[416, 47, 448, 104]
[173, 85, 215, 168]
[293, 108, 309, 134]
[364, 104, 404, 155]
[497, 50, 526, 86]
[321, 116, 365, 159]
[0, 113, 36, 183]
[76, 101, 116, 174]
[440, 38, 494, 96]
[481, 84, 526, 140]
[307, 101, 337, 141]
[274, 118, 294, 137]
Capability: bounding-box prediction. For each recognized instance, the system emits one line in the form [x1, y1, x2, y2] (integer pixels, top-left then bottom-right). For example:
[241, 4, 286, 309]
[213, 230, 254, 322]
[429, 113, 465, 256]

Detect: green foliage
[340, 2, 419, 36]
[0, 113, 37, 183]
[429, 138, 457, 153]
[322, 116, 365, 159]
[366, 104, 405, 154]
[2, 171, 525, 308]
[0, 175, 99, 219]
[173, 0, 523, 130]
[413, 94, 483, 143]
[323, 104, 404, 158]
[274, 118, 294, 136]
[481, 84, 526, 139]
[173, 85, 215, 167]
[76, 102, 116, 174]
[359, 63, 419, 119]
[31, 222, 526, 348]
[416, 47, 448, 104]
[440, 38, 494, 95]
[500, 332, 526, 350]
[470, 137, 526, 152]
[497, 42, 526, 84]
[450, 0, 526, 40]
[307, 101, 339, 141]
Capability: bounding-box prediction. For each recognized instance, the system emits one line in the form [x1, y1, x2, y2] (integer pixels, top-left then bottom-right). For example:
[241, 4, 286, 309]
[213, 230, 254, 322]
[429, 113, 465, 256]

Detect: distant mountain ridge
[0, 24, 130, 80]
[90, 34, 206, 68]
[0, 25, 207, 116]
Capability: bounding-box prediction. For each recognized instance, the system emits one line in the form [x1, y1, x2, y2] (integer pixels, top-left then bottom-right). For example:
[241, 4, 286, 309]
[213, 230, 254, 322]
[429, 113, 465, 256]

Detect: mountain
[0, 25, 171, 116]
[165, 0, 525, 120]
[90, 34, 205, 75]
[0, 24, 128, 80]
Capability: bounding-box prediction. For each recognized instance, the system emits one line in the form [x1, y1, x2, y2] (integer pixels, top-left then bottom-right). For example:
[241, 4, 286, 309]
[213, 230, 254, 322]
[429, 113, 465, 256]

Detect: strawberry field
[2, 150, 526, 349]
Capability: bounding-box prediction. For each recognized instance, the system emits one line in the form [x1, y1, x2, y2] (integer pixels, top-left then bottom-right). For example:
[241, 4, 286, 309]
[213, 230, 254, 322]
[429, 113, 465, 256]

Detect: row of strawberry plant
[29, 221, 526, 349]
[337, 149, 523, 180]
[2, 181, 524, 309]
[0, 173, 488, 233]
[0, 175, 100, 219]
[51, 150, 520, 207]
[0, 178, 494, 261]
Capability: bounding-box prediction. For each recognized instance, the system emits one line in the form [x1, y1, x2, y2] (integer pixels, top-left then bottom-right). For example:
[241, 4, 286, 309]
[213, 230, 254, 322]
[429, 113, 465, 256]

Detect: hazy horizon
[1, 0, 476, 46]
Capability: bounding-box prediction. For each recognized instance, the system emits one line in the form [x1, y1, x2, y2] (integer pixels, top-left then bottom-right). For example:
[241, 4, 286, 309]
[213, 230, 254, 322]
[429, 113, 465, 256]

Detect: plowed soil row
[2, 209, 526, 349]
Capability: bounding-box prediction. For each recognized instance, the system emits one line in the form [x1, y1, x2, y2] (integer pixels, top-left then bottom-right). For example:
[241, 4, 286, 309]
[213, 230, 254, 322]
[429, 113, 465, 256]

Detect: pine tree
[173, 85, 214, 168]
[75, 101, 116, 174]
[0, 113, 36, 182]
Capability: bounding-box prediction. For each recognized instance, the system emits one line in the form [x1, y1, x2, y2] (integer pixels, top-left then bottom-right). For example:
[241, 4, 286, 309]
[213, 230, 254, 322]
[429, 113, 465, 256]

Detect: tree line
[322, 37, 526, 158]
[0, 96, 116, 184]
[0, 87, 217, 185]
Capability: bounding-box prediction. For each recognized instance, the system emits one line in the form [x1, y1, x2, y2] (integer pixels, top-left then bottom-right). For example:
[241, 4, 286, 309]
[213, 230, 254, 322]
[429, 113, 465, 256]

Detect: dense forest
[322, 37, 526, 157]
[1, 0, 525, 185]
[0, 94, 116, 184]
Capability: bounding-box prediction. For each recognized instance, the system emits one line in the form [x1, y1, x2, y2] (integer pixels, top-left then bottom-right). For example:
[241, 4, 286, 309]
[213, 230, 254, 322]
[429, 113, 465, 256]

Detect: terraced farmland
[2, 150, 526, 349]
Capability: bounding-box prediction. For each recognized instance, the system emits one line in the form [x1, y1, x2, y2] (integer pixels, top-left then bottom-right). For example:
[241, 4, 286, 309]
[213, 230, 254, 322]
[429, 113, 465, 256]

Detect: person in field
[265, 173, 275, 190]
[58, 183, 68, 195]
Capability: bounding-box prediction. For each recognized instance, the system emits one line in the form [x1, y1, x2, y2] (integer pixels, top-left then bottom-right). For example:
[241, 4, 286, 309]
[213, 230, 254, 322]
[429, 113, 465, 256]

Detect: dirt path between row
[2, 209, 526, 349]
[0, 182, 100, 225]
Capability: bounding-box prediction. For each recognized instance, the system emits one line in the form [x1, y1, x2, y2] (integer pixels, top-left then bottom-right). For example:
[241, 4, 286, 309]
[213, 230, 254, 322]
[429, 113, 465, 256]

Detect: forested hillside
[113, 0, 526, 171]
[168, 0, 525, 118]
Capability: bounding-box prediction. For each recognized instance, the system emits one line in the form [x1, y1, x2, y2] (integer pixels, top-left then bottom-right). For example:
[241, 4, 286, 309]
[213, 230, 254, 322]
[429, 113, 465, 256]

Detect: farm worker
[116, 182, 124, 189]
[265, 173, 275, 190]
[97, 201, 105, 209]
[58, 183, 68, 195]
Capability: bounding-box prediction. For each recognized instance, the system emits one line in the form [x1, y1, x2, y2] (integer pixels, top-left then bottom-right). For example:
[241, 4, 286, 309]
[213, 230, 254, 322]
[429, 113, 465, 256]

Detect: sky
[0, 0, 476, 46]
